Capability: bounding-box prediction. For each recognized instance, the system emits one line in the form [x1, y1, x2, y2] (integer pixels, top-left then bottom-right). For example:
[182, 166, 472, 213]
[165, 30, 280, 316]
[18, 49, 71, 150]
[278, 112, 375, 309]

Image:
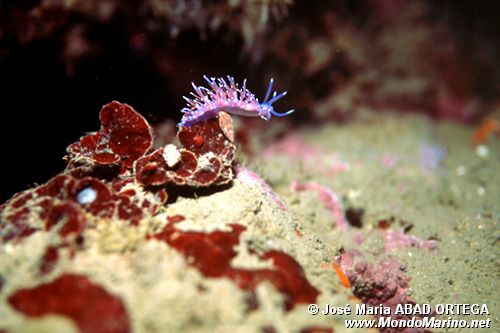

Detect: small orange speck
[332, 262, 351, 288]
[473, 118, 499, 145]
[295, 230, 303, 237]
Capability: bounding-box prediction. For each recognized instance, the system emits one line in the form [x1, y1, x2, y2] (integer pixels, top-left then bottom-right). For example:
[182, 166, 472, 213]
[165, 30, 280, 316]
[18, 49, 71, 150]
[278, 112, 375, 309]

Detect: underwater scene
[0, 1, 499, 332]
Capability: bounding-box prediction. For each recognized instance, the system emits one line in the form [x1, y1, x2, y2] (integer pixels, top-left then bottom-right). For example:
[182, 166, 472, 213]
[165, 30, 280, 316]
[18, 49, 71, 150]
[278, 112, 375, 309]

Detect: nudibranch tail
[178, 75, 294, 127]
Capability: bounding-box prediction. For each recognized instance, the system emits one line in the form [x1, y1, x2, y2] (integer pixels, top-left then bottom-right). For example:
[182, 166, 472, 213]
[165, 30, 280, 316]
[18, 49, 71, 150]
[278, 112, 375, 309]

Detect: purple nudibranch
[178, 75, 294, 127]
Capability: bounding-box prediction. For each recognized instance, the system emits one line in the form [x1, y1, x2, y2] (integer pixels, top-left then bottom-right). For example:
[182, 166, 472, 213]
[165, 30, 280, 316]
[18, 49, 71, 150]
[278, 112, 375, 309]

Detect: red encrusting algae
[67, 101, 153, 172]
[136, 115, 236, 187]
[1, 101, 238, 244]
[39, 245, 60, 275]
[8, 274, 131, 333]
[0, 173, 167, 243]
[149, 215, 319, 311]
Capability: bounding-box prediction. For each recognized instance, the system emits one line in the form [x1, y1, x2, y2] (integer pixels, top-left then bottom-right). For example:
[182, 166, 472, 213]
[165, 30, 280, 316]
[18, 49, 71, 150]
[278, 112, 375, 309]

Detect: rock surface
[0, 108, 498, 333]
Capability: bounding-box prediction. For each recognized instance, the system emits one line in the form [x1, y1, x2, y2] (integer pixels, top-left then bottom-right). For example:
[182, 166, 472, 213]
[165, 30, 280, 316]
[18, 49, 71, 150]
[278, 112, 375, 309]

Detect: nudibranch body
[178, 76, 294, 127]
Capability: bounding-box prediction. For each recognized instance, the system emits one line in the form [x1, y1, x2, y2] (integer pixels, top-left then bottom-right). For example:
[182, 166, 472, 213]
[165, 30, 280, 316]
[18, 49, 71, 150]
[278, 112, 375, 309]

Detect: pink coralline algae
[8, 273, 131, 333]
[291, 181, 347, 231]
[383, 230, 438, 252]
[339, 250, 432, 333]
[66, 101, 153, 172]
[235, 166, 286, 210]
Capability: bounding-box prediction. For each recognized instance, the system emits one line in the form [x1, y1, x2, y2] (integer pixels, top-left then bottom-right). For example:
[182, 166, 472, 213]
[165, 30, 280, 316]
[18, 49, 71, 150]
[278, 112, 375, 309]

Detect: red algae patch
[39, 245, 60, 275]
[8, 273, 131, 333]
[136, 116, 236, 187]
[0, 173, 166, 243]
[67, 101, 153, 171]
[178, 115, 234, 159]
[1, 102, 238, 245]
[135, 147, 200, 187]
[177, 116, 235, 185]
[257, 250, 320, 310]
[0, 189, 88, 243]
[149, 215, 319, 311]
